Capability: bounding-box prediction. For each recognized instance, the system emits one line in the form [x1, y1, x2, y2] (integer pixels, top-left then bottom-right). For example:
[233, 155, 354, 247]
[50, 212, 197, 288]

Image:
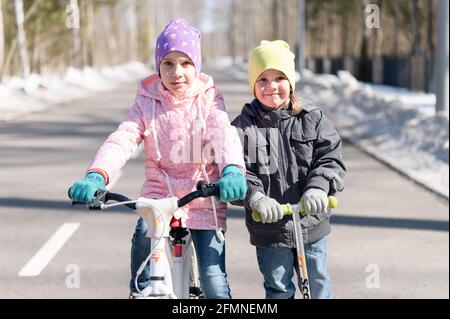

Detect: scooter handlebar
[251, 196, 338, 222]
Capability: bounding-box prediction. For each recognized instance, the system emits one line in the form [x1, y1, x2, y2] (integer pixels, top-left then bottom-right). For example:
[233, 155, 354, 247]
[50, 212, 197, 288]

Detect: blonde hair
[278, 90, 303, 115]
[290, 92, 303, 115]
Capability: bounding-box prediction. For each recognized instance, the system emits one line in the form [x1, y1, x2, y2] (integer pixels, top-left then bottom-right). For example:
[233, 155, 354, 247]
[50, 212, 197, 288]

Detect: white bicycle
[69, 181, 220, 299]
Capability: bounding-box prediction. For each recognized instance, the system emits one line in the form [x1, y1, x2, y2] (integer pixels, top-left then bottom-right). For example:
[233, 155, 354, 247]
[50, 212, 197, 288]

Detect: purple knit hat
[155, 18, 202, 75]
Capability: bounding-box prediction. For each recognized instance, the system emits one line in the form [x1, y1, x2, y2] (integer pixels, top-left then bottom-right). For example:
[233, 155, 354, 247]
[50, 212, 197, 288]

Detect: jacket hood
[137, 72, 215, 104]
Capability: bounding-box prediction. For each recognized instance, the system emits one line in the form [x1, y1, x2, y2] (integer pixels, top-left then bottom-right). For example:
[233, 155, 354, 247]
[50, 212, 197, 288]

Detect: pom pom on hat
[248, 40, 296, 92]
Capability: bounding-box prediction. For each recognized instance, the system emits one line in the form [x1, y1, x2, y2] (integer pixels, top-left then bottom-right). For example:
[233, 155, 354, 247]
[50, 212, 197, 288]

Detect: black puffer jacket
[231, 99, 346, 247]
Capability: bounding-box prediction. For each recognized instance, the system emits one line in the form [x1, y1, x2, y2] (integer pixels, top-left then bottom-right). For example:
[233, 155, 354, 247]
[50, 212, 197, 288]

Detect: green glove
[217, 165, 247, 202]
[69, 172, 105, 203]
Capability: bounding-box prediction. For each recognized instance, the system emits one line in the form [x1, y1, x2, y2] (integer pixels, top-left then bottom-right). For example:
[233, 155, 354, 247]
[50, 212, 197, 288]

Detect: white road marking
[18, 223, 81, 277]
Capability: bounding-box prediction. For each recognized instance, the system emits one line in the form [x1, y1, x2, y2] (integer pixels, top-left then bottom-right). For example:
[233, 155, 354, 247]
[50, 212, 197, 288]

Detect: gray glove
[249, 191, 283, 223]
[301, 188, 328, 215]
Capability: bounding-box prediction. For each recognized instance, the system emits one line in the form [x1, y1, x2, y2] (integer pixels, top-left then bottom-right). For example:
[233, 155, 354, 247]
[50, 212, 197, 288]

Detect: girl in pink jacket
[69, 18, 247, 299]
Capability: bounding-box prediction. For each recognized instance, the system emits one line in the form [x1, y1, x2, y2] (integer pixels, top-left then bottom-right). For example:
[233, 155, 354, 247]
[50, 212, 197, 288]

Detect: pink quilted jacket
[87, 73, 245, 231]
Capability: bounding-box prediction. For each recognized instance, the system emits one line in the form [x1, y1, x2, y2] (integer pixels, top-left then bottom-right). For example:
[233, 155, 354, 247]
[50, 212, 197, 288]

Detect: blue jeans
[130, 217, 231, 299]
[256, 237, 333, 299]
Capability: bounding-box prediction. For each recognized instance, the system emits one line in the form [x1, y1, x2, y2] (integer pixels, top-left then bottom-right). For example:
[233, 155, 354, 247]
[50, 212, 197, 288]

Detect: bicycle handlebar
[251, 196, 338, 222]
[177, 181, 219, 207]
[69, 189, 136, 210]
[68, 180, 219, 211]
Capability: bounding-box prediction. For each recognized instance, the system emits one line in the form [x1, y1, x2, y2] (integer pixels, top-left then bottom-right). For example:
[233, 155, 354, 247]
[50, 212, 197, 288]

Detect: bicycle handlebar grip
[251, 196, 338, 222]
[68, 187, 105, 206]
[298, 195, 338, 213]
[196, 181, 220, 197]
[68, 187, 84, 206]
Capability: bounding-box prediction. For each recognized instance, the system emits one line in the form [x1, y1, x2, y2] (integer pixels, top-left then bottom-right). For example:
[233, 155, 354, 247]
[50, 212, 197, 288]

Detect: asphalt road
[0, 67, 448, 299]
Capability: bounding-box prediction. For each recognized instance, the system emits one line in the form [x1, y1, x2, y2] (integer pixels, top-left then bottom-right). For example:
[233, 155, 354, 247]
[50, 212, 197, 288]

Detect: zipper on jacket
[276, 123, 296, 248]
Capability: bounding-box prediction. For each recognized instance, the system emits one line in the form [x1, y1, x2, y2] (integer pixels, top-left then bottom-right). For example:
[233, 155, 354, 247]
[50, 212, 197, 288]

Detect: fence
[306, 55, 435, 93]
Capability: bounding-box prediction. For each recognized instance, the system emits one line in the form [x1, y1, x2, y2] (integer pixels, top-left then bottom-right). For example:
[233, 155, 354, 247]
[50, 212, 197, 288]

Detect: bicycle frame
[133, 196, 194, 299]
[69, 181, 219, 299]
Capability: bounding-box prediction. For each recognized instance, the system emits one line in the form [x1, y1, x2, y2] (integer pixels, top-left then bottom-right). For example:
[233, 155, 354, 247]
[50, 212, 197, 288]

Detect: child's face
[159, 51, 196, 94]
[254, 69, 290, 110]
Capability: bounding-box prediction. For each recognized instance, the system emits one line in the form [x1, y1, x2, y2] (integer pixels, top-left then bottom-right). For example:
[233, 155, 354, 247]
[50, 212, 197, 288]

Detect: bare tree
[3, 0, 42, 78]
[229, 0, 243, 62]
[68, 0, 82, 68]
[243, 1, 254, 57]
[30, 16, 42, 74]
[14, 0, 31, 78]
[298, 0, 306, 73]
[0, 0, 5, 81]
[338, 0, 350, 57]
[427, 0, 435, 55]
[409, 0, 422, 55]
[100, 5, 119, 65]
[393, 0, 402, 55]
[83, 0, 95, 66]
[434, 0, 448, 114]
[359, 0, 371, 81]
[127, 0, 138, 61]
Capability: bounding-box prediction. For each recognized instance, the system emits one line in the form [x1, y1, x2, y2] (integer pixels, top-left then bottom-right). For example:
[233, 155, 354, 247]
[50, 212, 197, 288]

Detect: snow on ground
[368, 83, 437, 116]
[0, 61, 151, 122]
[221, 61, 449, 199]
[300, 70, 448, 199]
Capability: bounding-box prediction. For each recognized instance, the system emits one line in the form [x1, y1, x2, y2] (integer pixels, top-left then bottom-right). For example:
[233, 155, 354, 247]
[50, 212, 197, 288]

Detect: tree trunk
[298, 0, 306, 74]
[31, 16, 42, 74]
[341, 8, 349, 57]
[372, 0, 383, 57]
[14, 0, 31, 78]
[409, 0, 425, 90]
[68, 0, 82, 68]
[427, 0, 435, 54]
[425, 0, 435, 92]
[244, 1, 254, 57]
[359, 0, 371, 81]
[0, 0, 5, 81]
[229, 0, 238, 62]
[127, 0, 138, 61]
[409, 0, 422, 55]
[393, 0, 401, 56]
[84, 0, 95, 66]
[273, 0, 281, 39]
[4, 0, 41, 78]
[434, 0, 449, 114]
[101, 5, 119, 65]
[326, 1, 333, 58]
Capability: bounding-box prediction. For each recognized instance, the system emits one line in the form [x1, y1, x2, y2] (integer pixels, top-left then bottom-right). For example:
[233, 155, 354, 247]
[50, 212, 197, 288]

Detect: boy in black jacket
[232, 40, 346, 299]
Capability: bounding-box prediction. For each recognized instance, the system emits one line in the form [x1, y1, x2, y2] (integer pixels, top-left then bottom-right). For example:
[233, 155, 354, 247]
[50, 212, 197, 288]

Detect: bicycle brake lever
[196, 181, 219, 197]
[87, 189, 108, 210]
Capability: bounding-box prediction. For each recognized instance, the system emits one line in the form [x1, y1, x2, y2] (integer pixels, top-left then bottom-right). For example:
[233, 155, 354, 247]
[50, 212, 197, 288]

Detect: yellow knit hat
[248, 40, 296, 93]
